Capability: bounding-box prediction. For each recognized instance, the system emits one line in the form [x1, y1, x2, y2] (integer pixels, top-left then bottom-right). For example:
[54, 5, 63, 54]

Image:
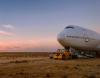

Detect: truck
[49, 49, 72, 60]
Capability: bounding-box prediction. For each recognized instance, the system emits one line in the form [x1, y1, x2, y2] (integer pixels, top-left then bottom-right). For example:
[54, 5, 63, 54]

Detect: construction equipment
[50, 49, 72, 60]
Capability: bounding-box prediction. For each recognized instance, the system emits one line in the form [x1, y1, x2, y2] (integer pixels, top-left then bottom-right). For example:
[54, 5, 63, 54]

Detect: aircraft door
[83, 29, 89, 43]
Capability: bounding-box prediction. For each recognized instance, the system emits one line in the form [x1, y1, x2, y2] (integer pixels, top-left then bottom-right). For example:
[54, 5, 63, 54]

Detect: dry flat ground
[0, 52, 100, 78]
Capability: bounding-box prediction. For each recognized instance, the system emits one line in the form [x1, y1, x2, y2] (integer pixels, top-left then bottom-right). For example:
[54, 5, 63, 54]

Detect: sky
[0, 0, 99, 52]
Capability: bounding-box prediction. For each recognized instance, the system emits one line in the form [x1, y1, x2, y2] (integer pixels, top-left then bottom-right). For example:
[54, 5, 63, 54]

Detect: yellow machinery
[52, 49, 72, 60]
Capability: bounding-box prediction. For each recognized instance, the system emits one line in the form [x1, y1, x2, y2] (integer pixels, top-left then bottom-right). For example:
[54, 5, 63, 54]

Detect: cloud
[0, 24, 15, 36]
[0, 30, 13, 36]
[2, 24, 14, 29]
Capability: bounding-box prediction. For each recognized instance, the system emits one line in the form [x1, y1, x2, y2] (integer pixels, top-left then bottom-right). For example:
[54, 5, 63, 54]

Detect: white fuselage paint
[57, 25, 100, 51]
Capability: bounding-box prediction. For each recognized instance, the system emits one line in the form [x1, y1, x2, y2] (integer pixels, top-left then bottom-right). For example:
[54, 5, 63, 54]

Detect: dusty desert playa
[0, 52, 100, 78]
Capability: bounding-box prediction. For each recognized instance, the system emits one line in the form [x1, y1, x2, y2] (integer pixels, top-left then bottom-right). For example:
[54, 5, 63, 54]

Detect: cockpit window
[65, 26, 74, 29]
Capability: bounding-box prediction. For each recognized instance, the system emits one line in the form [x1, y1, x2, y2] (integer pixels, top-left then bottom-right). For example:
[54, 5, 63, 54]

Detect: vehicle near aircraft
[57, 25, 100, 58]
[49, 49, 72, 60]
[50, 25, 100, 60]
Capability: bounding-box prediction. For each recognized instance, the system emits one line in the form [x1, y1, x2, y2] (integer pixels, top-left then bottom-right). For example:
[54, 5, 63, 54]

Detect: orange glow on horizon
[0, 37, 62, 52]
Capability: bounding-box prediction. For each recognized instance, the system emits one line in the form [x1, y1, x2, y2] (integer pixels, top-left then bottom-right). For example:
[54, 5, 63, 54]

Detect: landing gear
[65, 47, 96, 58]
[65, 47, 77, 59]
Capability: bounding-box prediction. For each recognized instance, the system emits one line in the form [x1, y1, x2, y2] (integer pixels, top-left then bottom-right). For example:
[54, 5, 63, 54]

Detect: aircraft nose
[57, 32, 65, 44]
[57, 35, 63, 41]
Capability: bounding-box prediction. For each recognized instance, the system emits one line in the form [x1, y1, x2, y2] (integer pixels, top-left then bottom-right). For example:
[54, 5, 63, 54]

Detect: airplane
[57, 25, 100, 58]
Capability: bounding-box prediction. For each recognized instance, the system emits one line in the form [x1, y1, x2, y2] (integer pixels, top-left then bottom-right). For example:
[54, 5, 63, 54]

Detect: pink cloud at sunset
[0, 24, 15, 36]
[0, 30, 14, 36]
